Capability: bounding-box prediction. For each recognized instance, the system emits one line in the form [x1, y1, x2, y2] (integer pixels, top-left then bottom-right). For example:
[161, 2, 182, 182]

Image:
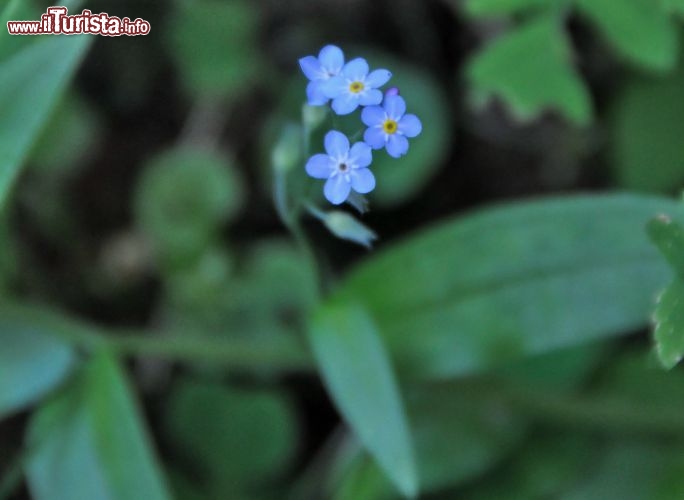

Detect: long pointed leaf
[308, 302, 418, 497]
[0, 34, 92, 208]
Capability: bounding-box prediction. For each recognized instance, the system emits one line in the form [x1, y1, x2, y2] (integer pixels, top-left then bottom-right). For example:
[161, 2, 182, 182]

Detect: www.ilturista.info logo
[7, 7, 151, 36]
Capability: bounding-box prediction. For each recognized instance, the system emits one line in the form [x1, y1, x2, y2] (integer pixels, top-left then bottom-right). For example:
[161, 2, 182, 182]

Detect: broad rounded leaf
[164, 379, 297, 495]
[331, 194, 684, 379]
[134, 147, 244, 266]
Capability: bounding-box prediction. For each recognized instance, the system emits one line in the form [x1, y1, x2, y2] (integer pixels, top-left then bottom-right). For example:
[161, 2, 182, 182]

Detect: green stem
[493, 382, 684, 435]
[13, 298, 684, 436]
[274, 167, 291, 226]
[2, 301, 315, 372]
[104, 329, 315, 372]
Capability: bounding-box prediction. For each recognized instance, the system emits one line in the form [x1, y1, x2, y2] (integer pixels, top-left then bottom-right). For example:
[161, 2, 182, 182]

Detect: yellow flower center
[382, 119, 398, 134]
[349, 81, 365, 93]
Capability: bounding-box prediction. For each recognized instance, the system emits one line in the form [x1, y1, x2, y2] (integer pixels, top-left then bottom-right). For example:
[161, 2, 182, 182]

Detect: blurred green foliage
[164, 378, 297, 497]
[467, 16, 593, 125]
[165, 0, 261, 98]
[3, 1, 684, 499]
[134, 147, 244, 268]
[611, 64, 684, 192]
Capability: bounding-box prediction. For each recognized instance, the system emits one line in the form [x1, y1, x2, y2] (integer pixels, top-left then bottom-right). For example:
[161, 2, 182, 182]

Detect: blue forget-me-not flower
[320, 58, 392, 115]
[299, 46, 421, 207]
[305, 130, 375, 205]
[361, 94, 422, 158]
[299, 45, 345, 105]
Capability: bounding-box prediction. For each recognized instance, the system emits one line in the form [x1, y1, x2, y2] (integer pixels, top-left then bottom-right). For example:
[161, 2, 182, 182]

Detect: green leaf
[653, 280, 684, 369]
[610, 65, 684, 192]
[166, 0, 261, 97]
[464, 0, 565, 17]
[0, 34, 92, 209]
[0, 0, 20, 22]
[332, 194, 684, 379]
[576, 0, 678, 72]
[26, 352, 171, 500]
[364, 52, 451, 207]
[0, 0, 40, 62]
[164, 379, 297, 495]
[648, 215, 684, 368]
[647, 215, 684, 278]
[308, 301, 418, 497]
[0, 310, 75, 419]
[467, 16, 592, 125]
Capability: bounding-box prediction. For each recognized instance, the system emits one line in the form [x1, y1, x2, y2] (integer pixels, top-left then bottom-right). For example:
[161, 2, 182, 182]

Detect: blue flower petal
[383, 95, 406, 120]
[351, 168, 375, 194]
[324, 176, 351, 204]
[306, 81, 328, 105]
[386, 134, 409, 158]
[359, 89, 383, 106]
[361, 106, 385, 127]
[398, 114, 422, 138]
[318, 45, 344, 74]
[342, 57, 369, 79]
[324, 130, 350, 158]
[366, 69, 392, 88]
[320, 76, 346, 99]
[349, 142, 372, 168]
[299, 56, 322, 81]
[331, 95, 359, 115]
[306, 153, 333, 179]
[363, 126, 386, 149]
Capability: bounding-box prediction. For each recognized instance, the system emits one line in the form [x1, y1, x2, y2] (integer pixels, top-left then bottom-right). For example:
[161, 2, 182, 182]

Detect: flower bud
[385, 86, 400, 97]
[321, 211, 378, 249]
